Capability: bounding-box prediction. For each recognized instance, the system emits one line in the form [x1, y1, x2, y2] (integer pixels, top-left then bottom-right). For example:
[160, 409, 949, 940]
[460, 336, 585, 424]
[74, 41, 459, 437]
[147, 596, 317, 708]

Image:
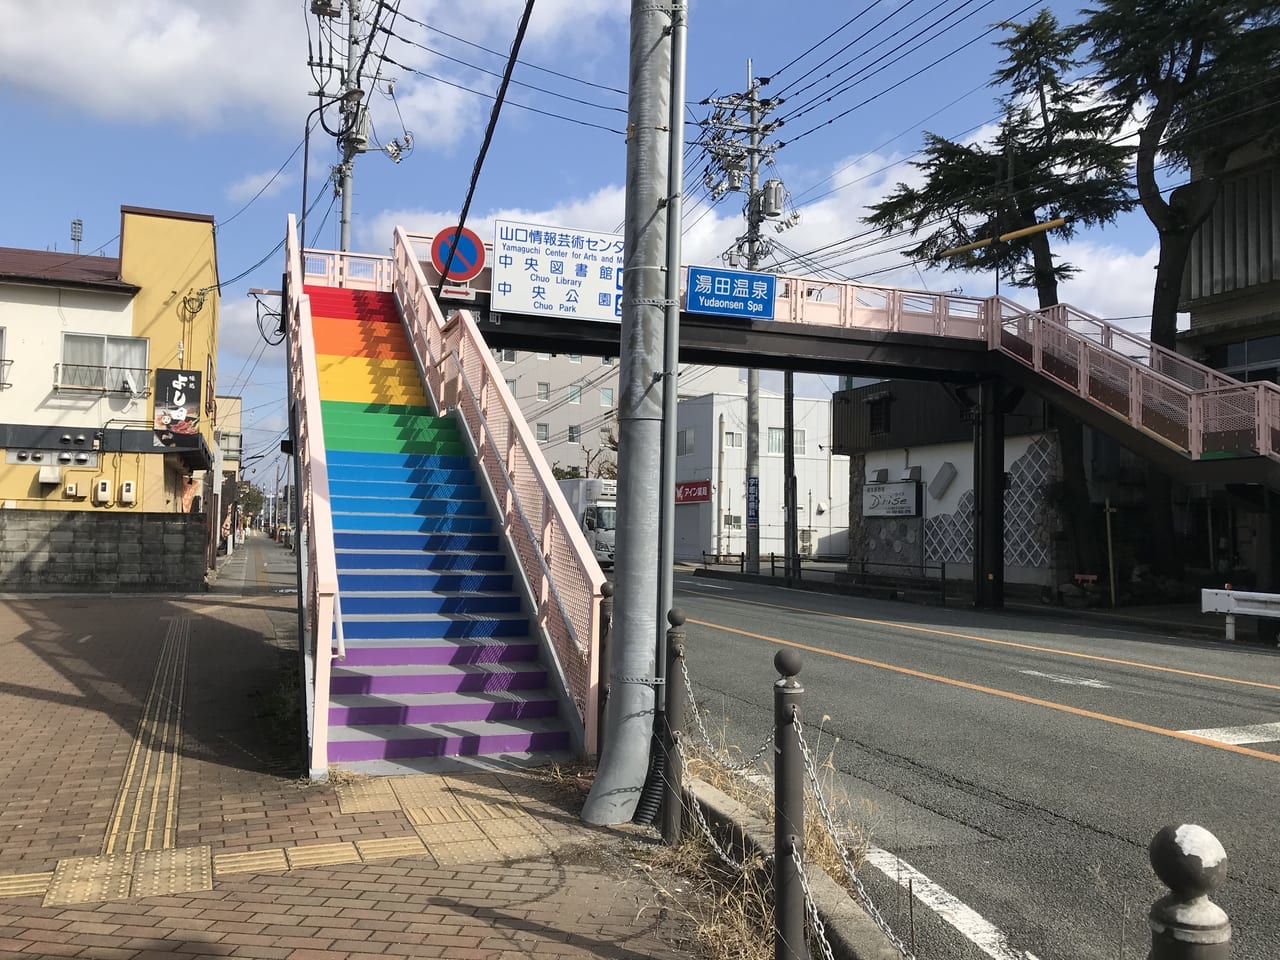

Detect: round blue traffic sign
[430, 226, 486, 283]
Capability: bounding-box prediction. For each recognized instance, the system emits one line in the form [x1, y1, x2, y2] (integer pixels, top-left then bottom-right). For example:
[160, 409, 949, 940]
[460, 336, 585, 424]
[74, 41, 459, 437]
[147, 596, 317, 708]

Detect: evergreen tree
[1075, 0, 1280, 347]
[864, 9, 1133, 310]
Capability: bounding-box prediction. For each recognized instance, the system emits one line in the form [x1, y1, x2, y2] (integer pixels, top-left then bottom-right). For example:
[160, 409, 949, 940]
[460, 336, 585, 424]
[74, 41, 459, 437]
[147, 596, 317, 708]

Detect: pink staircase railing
[389, 227, 604, 754]
[284, 216, 340, 779]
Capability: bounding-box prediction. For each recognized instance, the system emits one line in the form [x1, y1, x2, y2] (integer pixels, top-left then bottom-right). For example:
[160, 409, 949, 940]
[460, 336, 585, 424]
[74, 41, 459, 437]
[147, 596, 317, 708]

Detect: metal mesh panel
[1200, 387, 1260, 455]
[1137, 372, 1191, 449]
[1084, 346, 1132, 418]
[1038, 324, 1081, 390]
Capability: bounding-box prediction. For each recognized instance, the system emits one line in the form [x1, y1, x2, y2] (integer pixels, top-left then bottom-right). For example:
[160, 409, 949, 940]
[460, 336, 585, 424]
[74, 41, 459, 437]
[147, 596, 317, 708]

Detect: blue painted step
[330, 496, 488, 517]
[329, 480, 482, 500]
[334, 550, 507, 572]
[333, 532, 500, 552]
[341, 592, 522, 616]
[341, 613, 529, 640]
[337, 571, 513, 592]
[327, 451, 474, 471]
[328, 465, 477, 485]
[332, 515, 493, 533]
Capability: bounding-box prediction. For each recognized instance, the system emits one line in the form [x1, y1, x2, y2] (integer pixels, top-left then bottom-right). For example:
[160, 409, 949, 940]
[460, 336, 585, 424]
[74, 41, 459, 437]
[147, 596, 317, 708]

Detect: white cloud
[226, 169, 296, 204]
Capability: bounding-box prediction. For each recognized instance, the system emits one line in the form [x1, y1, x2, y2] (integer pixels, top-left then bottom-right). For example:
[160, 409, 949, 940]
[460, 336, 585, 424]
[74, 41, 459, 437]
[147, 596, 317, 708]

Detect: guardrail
[284, 214, 340, 779]
[1202, 588, 1280, 644]
[701, 551, 746, 572]
[993, 298, 1278, 462]
[390, 226, 605, 754]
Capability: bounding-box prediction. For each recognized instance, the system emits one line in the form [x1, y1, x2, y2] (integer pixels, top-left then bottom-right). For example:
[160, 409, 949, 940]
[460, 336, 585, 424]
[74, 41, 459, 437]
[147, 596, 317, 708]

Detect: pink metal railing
[390, 228, 604, 753]
[284, 216, 340, 777]
[991, 298, 1278, 461]
[302, 247, 394, 291]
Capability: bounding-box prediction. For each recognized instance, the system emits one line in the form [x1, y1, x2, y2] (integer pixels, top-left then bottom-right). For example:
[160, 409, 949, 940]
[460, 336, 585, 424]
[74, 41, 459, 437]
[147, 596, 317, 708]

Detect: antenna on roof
[70, 219, 83, 254]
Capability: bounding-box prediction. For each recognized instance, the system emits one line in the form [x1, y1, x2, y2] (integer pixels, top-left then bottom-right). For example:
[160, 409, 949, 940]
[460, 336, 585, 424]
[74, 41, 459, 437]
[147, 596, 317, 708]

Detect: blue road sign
[685, 265, 776, 320]
[746, 476, 759, 530]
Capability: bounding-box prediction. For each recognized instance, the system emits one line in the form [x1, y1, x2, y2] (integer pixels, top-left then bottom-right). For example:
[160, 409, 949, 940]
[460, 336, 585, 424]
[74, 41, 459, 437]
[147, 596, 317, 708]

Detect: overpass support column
[973, 380, 1006, 609]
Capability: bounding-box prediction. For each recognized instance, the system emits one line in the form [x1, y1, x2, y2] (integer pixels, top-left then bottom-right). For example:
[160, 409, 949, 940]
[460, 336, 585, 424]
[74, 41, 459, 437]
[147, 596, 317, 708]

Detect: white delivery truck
[557, 477, 617, 568]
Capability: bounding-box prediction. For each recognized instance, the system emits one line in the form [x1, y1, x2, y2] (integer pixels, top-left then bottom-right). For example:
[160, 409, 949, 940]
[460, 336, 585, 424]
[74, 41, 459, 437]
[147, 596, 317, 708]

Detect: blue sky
[1, 0, 1168, 490]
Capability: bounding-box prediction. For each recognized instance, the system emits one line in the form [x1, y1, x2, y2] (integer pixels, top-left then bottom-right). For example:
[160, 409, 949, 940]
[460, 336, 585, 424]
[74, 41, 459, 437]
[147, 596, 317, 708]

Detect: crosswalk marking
[1180, 722, 1280, 745]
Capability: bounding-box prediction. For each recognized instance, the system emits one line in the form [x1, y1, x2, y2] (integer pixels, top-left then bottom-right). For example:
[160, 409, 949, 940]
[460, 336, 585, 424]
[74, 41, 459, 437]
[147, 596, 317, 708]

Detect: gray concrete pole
[582, 0, 670, 826]
[745, 74, 762, 574]
[656, 0, 688, 705]
[338, 0, 363, 252]
[784, 369, 798, 582]
[774, 649, 806, 960]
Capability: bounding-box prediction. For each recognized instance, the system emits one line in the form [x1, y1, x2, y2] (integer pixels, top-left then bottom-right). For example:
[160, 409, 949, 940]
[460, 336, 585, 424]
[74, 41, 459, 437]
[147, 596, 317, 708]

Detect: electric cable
[761, 1, 895, 89]
[218, 129, 310, 229]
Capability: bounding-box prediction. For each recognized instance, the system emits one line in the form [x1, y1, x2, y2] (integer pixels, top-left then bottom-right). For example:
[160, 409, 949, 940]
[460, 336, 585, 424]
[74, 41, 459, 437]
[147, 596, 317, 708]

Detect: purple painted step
[341, 638, 538, 667]
[329, 692, 559, 726]
[327, 718, 572, 762]
[330, 662, 549, 695]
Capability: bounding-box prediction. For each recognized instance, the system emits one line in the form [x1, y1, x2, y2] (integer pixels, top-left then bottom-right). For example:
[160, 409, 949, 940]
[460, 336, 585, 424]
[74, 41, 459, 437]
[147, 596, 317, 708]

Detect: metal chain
[679, 658, 774, 772]
[792, 838, 837, 960]
[794, 716, 918, 960]
[674, 732, 750, 873]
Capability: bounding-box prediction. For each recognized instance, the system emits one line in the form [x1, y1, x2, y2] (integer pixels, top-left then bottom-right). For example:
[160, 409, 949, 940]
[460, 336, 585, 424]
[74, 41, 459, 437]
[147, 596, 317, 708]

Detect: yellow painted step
[317, 355, 426, 405]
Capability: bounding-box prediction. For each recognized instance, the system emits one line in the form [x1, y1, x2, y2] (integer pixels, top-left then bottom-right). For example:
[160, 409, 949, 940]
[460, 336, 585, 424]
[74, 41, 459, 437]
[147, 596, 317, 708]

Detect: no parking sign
[430, 226, 486, 283]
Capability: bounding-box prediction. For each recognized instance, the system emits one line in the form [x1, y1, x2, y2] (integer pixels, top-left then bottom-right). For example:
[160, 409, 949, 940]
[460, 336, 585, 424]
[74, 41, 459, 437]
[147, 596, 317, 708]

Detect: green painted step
[324, 435, 470, 456]
[321, 401, 436, 418]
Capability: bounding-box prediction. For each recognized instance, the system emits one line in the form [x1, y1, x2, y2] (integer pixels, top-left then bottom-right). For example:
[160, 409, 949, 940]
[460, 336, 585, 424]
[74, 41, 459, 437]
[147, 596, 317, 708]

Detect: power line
[762, 1, 896, 89]
[218, 129, 311, 229]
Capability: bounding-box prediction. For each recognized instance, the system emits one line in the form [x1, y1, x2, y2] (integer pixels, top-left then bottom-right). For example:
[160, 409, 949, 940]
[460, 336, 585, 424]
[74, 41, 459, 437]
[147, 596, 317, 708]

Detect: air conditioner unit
[64, 483, 79, 498]
[38, 465, 61, 485]
[93, 478, 111, 504]
[119, 481, 136, 505]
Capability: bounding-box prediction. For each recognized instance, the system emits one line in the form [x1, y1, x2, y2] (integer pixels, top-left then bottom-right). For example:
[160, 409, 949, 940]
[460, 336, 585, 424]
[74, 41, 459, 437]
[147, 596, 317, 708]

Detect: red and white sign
[430, 226, 486, 283]
[675, 480, 711, 504]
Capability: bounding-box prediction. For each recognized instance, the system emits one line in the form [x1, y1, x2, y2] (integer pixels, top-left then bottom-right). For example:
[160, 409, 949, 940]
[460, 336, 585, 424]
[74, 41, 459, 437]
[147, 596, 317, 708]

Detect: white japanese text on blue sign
[685, 266, 776, 320]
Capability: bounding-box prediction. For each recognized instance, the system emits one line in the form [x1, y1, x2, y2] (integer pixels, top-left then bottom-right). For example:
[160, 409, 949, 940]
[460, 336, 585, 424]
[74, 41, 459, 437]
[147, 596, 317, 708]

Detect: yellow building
[0, 206, 222, 590]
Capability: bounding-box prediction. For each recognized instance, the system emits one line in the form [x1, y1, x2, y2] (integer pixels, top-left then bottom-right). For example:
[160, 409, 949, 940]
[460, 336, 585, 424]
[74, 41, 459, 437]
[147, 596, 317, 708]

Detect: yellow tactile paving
[460, 800, 524, 821]
[391, 775, 457, 808]
[355, 836, 429, 861]
[0, 872, 53, 898]
[44, 854, 135, 906]
[405, 803, 472, 826]
[213, 849, 290, 875]
[429, 839, 501, 866]
[477, 817, 544, 840]
[490, 834, 554, 860]
[284, 842, 362, 869]
[413, 820, 488, 844]
[131, 846, 213, 899]
[335, 778, 400, 814]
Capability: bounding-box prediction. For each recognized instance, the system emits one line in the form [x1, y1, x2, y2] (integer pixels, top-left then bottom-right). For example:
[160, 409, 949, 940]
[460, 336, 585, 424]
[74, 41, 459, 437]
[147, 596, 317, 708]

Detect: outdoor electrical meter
[93, 478, 111, 504]
[119, 481, 136, 505]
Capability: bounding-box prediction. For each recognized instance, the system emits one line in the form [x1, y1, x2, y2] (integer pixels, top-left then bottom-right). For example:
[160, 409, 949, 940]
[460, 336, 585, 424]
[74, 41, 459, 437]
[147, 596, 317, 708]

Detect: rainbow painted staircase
[308, 285, 574, 768]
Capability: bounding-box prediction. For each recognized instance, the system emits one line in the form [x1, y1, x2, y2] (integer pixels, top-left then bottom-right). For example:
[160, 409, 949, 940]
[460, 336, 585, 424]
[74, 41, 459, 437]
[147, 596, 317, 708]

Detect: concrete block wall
[0, 511, 208, 591]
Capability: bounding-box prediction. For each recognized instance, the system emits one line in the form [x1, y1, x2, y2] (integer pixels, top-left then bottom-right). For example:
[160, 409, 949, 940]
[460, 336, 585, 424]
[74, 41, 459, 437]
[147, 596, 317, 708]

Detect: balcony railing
[0, 358, 11, 389]
[54, 363, 151, 396]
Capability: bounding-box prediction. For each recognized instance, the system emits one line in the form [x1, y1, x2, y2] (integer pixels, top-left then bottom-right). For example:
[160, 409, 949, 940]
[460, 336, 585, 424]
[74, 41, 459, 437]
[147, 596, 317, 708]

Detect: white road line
[1019, 669, 1110, 689]
[1180, 721, 1280, 745]
[676, 579, 732, 590]
[865, 847, 1041, 960]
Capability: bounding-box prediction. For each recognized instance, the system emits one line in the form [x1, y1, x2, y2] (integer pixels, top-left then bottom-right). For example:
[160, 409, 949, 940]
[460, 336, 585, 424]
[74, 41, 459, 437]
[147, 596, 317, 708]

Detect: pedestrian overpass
[284, 217, 1280, 777]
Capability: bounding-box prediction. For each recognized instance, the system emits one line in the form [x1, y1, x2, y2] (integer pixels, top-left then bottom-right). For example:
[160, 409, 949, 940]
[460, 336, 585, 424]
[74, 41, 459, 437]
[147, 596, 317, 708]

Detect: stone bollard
[661, 608, 687, 846]
[1148, 824, 1231, 959]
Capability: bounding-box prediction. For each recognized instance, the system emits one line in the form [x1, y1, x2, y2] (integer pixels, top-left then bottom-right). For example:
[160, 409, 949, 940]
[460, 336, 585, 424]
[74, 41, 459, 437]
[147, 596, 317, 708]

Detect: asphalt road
[671, 573, 1280, 960]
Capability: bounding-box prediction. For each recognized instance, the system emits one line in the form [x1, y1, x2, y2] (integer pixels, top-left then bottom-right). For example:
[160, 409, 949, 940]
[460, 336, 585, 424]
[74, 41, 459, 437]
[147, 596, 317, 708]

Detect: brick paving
[0, 534, 701, 959]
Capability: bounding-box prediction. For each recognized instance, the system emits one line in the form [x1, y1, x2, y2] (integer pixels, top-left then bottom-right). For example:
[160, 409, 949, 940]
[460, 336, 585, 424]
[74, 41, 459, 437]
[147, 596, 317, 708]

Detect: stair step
[338, 636, 537, 666]
[330, 497, 488, 517]
[337, 571, 513, 592]
[328, 452, 474, 472]
[329, 480, 482, 500]
[333, 532, 500, 552]
[326, 717, 572, 762]
[328, 465, 476, 485]
[330, 661, 549, 695]
[335, 550, 507, 571]
[329, 691, 559, 726]
[341, 612, 529, 640]
[332, 514, 493, 533]
[341, 591, 523, 616]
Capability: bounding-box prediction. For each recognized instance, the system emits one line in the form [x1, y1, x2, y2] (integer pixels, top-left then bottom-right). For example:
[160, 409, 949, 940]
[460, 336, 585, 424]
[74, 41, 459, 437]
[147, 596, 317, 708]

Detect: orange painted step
[312, 314, 414, 361]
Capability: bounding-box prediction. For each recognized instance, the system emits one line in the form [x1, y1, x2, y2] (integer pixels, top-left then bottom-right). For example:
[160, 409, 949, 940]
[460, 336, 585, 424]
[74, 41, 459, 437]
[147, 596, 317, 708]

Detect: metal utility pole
[697, 65, 794, 573]
[337, 0, 370, 252]
[583, 0, 675, 826]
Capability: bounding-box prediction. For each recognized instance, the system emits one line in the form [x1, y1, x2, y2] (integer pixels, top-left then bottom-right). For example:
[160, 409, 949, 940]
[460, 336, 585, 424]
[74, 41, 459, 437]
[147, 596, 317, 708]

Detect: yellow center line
[687, 616, 1280, 765]
[681, 588, 1280, 692]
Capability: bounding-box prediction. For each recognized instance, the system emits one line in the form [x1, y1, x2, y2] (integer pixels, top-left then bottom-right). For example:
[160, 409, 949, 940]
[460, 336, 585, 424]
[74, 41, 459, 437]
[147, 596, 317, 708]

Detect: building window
[0, 328, 8, 389]
[568, 424, 581, 444]
[600, 387, 614, 408]
[724, 514, 742, 529]
[1209, 335, 1280, 385]
[569, 384, 582, 404]
[536, 423, 549, 442]
[536, 352, 550, 360]
[677, 428, 694, 457]
[602, 356, 615, 366]
[725, 430, 742, 448]
[58, 333, 148, 392]
[495, 348, 516, 363]
[868, 397, 891, 435]
[537, 381, 550, 401]
[767, 428, 805, 455]
[569, 354, 582, 363]
[219, 432, 243, 460]
[505, 378, 517, 395]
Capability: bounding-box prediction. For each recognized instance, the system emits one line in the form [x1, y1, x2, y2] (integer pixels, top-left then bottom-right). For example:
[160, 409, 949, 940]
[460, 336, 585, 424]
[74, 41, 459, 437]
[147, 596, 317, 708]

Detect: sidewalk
[0, 533, 696, 960]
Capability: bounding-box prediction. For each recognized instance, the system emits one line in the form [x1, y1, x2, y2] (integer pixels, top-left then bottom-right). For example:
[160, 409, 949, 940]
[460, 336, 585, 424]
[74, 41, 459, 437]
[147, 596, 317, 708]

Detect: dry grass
[632, 714, 871, 960]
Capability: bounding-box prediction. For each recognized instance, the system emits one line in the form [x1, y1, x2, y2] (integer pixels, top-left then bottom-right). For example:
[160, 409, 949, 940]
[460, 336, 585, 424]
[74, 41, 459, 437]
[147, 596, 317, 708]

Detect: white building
[674, 390, 850, 562]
